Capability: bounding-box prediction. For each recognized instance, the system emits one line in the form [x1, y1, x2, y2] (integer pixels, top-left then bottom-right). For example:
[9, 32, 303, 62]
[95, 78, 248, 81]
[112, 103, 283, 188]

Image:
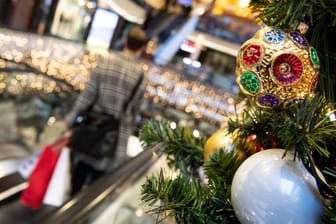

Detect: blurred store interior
[0, 0, 259, 223]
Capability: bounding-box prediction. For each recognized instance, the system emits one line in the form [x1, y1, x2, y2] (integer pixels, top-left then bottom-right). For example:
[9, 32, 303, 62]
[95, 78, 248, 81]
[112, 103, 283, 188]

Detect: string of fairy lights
[0, 28, 242, 124]
[144, 66, 242, 124]
[0, 28, 96, 95]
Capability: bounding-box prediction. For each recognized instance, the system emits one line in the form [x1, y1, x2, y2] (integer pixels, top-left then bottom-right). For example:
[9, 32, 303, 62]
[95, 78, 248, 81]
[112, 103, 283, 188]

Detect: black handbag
[68, 111, 119, 158]
[68, 73, 144, 159]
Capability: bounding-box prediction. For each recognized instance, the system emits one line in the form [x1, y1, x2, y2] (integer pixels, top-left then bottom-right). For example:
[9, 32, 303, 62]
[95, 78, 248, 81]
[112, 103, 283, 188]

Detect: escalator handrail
[0, 172, 26, 204]
[33, 143, 163, 224]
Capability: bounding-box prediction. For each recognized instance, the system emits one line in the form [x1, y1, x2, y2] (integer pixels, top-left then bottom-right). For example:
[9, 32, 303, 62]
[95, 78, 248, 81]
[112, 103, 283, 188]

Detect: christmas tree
[139, 1, 336, 223]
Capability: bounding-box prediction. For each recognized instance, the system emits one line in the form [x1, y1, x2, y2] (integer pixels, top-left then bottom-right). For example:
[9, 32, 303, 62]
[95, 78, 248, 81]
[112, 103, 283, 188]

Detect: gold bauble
[204, 129, 234, 162]
[236, 26, 320, 108]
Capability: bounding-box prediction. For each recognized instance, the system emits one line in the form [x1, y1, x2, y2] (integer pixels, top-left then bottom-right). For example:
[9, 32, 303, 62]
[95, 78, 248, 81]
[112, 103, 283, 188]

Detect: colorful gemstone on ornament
[264, 29, 285, 43]
[257, 94, 279, 107]
[309, 47, 320, 68]
[310, 73, 319, 92]
[240, 72, 259, 94]
[290, 32, 309, 47]
[272, 54, 303, 85]
[242, 44, 263, 66]
[236, 26, 319, 108]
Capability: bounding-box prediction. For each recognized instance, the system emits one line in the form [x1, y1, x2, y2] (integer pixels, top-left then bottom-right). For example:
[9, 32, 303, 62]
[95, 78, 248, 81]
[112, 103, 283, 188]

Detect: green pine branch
[141, 169, 208, 223]
[227, 99, 283, 156]
[249, 0, 336, 30]
[322, 168, 336, 223]
[139, 119, 206, 175]
[204, 150, 243, 223]
[276, 93, 336, 157]
[228, 94, 336, 160]
[140, 149, 242, 223]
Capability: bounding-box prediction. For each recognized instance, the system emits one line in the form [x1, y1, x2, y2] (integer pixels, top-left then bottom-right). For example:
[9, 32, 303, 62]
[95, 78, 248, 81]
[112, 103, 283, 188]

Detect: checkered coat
[65, 51, 147, 170]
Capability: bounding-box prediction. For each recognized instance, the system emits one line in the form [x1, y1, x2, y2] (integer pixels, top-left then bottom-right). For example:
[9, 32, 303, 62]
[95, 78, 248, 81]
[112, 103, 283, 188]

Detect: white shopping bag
[17, 149, 42, 179]
[43, 147, 71, 207]
[126, 135, 143, 157]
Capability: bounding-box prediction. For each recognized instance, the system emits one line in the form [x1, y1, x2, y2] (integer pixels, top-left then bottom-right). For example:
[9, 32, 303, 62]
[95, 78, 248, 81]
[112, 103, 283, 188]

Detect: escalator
[0, 144, 164, 224]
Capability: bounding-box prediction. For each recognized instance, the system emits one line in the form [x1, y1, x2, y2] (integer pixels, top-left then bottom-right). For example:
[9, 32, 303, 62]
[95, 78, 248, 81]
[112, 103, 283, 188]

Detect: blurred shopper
[65, 26, 148, 195]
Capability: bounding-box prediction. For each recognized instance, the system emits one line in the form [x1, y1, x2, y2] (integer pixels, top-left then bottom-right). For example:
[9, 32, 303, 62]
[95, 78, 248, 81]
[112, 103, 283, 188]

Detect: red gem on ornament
[242, 44, 263, 66]
[272, 54, 303, 85]
[310, 73, 319, 92]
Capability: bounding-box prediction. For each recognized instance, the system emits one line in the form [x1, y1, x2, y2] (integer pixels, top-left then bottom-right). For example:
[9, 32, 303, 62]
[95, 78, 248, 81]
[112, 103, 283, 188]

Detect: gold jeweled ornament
[235, 26, 320, 108]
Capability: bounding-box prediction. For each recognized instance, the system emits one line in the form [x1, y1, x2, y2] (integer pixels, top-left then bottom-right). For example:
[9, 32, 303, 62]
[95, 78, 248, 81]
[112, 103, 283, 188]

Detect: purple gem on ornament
[290, 32, 309, 47]
[257, 94, 279, 107]
[264, 29, 285, 43]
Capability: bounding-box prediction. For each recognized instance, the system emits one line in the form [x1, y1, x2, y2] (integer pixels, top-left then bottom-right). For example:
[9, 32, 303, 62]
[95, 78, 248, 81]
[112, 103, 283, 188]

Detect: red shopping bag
[20, 136, 69, 209]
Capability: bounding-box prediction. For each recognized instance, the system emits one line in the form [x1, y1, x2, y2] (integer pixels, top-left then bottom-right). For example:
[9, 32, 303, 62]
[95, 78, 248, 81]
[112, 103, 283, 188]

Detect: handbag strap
[122, 72, 144, 112]
[118, 52, 145, 113]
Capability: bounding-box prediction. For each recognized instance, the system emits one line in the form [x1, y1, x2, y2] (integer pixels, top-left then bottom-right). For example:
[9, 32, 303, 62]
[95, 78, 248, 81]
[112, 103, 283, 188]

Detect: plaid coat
[66, 50, 147, 170]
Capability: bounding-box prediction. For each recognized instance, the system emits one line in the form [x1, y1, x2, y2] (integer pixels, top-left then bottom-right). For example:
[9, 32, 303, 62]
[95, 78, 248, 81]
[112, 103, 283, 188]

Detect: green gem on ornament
[309, 47, 320, 68]
[240, 72, 259, 94]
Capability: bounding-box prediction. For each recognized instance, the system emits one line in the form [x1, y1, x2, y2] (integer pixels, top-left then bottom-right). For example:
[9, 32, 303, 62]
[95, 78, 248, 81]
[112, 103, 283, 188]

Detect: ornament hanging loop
[297, 22, 309, 35]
